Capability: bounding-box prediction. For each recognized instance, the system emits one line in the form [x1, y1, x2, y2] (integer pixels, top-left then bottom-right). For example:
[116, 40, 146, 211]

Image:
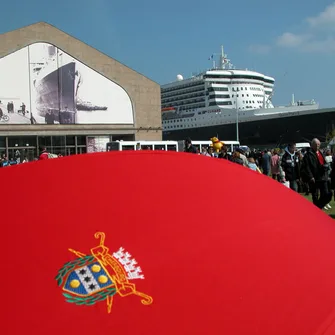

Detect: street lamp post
[236, 92, 239, 142]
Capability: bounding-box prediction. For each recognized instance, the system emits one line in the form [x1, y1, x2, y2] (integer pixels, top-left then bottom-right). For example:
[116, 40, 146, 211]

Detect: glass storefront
[0, 134, 134, 161]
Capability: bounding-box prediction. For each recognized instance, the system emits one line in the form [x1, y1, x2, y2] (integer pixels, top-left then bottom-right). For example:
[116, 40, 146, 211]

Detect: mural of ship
[31, 44, 108, 124]
[34, 62, 77, 124]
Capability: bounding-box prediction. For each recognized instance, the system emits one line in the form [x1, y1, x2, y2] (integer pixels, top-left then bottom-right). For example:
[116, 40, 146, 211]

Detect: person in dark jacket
[281, 143, 300, 191]
[184, 138, 197, 154]
[261, 150, 271, 176]
[330, 158, 335, 194]
[218, 145, 232, 161]
[301, 138, 332, 209]
[295, 150, 305, 193]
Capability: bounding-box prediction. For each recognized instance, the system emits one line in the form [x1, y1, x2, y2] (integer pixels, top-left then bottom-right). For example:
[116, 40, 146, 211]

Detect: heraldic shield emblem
[55, 232, 153, 313]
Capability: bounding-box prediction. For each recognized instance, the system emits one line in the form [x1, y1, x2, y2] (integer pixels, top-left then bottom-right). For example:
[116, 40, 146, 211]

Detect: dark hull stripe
[163, 110, 335, 146]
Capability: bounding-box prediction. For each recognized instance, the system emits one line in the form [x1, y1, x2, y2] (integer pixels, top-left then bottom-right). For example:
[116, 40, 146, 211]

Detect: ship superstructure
[162, 46, 276, 114]
[160, 46, 331, 146]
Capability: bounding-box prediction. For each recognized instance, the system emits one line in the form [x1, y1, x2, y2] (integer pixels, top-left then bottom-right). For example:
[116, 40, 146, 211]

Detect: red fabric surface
[2, 151, 335, 335]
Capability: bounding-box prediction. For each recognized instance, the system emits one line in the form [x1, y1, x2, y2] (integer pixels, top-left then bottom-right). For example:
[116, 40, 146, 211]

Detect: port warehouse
[0, 22, 162, 158]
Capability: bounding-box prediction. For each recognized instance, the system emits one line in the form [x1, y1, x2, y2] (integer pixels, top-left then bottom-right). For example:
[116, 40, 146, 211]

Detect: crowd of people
[0, 146, 61, 166]
[184, 137, 334, 211]
[1, 138, 334, 211]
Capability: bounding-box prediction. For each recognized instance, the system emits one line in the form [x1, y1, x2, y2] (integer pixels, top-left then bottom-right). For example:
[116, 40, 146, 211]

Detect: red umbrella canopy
[2, 151, 335, 335]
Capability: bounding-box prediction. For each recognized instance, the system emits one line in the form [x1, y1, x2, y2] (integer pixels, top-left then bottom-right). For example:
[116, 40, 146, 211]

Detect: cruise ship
[161, 47, 335, 146]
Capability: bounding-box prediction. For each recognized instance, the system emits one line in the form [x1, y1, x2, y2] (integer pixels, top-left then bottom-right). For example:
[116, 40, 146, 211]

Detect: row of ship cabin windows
[163, 112, 250, 129]
[231, 94, 263, 98]
[163, 92, 264, 107]
[208, 93, 264, 99]
[163, 89, 205, 98]
[208, 100, 262, 105]
[163, 91, 264, 107]
[234, 100, 263, 105]
[162, 82, 204, 93]
[163, 99, 205, 108]
[162, 86, 268, 103]
[208, 81, 271, 87]
[162, 94, 205, 104]
[164, 101, 263, 109]
[162, 85, 268, 100]
[162, 103, 206, 110]
[204, 75, 274, 83]
[164, 111, 247, 124]
[232, 87, 264, 92]
[208, 102, 263, 108]
[162, 86, 204, 97]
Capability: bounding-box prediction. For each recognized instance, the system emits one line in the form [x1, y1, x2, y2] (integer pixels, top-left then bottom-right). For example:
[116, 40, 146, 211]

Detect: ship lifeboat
[161, 107, 175, 112]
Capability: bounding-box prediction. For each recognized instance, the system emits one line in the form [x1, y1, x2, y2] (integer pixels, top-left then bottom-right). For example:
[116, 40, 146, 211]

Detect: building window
[8, 136, 37, 148]
[0, 136, 6, 148]
[66, 136, 75, 146]
[77, 136, 87, 146]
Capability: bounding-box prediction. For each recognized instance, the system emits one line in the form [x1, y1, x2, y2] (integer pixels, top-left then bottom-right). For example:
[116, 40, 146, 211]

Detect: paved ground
[0, 103, 31, 124]
[2, 112, 31, 124]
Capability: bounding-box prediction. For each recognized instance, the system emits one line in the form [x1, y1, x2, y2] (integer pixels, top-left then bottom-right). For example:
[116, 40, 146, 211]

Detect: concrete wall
[0, 22, 162, 140]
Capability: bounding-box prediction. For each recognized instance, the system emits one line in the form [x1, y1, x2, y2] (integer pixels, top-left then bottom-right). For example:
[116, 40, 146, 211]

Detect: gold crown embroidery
[55, 232, 153, 313]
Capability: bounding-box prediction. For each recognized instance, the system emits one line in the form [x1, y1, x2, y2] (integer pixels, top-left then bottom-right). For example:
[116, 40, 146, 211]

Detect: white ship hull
[163, 103, 319, 132]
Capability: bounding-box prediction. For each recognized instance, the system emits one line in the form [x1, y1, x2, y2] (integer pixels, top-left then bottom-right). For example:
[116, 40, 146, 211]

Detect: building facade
[0, 22, 161, 160]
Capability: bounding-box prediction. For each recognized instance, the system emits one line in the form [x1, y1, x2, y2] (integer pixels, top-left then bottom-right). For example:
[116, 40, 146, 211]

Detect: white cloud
[307, 2, 335, 28]
[276, 33, 335, 53]
[276, 32, 311, 47]
[250, 3, 335, 53]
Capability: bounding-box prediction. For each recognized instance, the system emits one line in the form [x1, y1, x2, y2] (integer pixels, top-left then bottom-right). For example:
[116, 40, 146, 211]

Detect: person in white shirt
[324, 149, 333, 210]
[236, 148, 249, 167]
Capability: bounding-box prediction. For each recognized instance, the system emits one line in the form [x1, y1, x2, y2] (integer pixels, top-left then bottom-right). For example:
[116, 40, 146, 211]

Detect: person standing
[200, 147, 211, 157]
[236, 148, 249, 167]
[324, 149, 333, 210]
[281, 143, 299, 191]
[0, 153, 9, 167]
[302, 138, 332, 209]
[261, 150, 271, 176]
[39, 146, 49, 160]
[218, 145, 232, 161]
[184, 138, 197, 154]
[271, 149, 280, 181]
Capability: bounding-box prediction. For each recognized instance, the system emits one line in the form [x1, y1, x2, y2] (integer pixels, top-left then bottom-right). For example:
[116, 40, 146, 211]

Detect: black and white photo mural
[0, 43, 134, 124]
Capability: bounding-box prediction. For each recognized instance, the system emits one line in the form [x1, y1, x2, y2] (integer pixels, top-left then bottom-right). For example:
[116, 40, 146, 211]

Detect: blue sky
[1, 0, 334, 107]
